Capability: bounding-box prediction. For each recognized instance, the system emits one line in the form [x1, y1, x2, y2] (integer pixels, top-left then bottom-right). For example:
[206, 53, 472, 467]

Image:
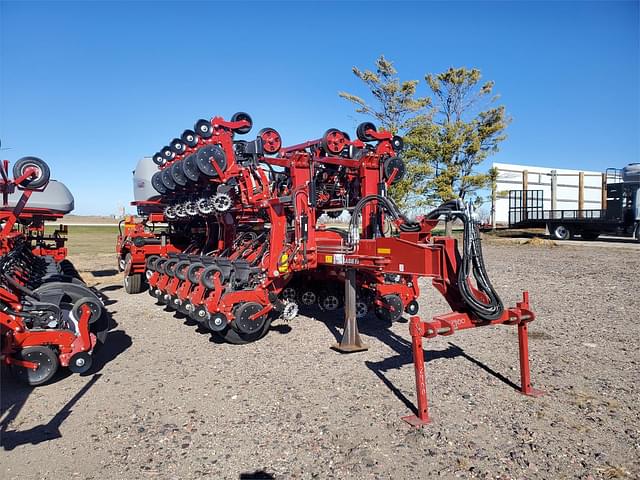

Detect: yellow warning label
[377, 248, 391, 254]
[325, 255, 333, 263]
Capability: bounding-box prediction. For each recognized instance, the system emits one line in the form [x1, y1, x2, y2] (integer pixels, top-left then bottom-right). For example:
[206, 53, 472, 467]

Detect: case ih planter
[0, 156, 110, 385]
[118, 113, 542, 424]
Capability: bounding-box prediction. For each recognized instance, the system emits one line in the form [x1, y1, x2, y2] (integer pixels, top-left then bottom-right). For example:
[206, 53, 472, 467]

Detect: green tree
[338, 55, 431, 206]
[419, 67, 509, 203]
[340, 60, 509, 220]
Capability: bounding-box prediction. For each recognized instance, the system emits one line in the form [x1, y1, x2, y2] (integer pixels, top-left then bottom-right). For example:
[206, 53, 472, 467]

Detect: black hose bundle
[348, 195, 421, 244]
[426, 199, 504, 321]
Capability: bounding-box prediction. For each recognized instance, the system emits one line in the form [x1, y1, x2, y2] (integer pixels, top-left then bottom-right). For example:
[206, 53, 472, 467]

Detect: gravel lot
[2, 241, 639, 479]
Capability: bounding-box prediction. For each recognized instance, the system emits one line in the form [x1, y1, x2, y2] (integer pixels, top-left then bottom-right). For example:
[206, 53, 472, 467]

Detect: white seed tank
[133, 156, 160, 202]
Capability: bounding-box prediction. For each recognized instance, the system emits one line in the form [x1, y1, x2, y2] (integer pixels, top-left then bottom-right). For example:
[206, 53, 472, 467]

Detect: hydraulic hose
[426, 200, 504, 321]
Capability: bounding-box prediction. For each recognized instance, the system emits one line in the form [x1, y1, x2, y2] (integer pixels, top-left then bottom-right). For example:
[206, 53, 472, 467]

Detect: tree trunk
[445, 219, 453, 236]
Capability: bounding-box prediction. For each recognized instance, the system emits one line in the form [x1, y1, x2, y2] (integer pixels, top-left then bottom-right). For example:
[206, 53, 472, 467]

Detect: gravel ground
[1, 242, 639, 479]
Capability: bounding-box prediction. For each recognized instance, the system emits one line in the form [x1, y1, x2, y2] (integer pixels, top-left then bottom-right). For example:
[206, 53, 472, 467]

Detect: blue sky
[1, 0, 638, 215]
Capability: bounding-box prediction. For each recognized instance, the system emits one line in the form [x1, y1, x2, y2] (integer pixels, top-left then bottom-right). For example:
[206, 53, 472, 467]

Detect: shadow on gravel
[99, 284, 123, 292]
[0, 288, 130, 450]
[239, 471, 274, 479]
[306, 308, 520, 415]
[91, 268, 119, 277]
[0, 374, 101, 451]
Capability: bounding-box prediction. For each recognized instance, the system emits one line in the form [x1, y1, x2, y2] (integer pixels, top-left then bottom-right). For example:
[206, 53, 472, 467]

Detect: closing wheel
[212, 192, 232, 212]
[182, 154, 201, 182]
[68, 352, 93, 374]
[383, 156, 406, 184]
[258, 127, 282, 154]
[181, 129, 199, 148]
[319, 292, 342, 311]
[10, 346, 59, 386]
[231, 112, 253, 134]
[356, 122, 377, 141]
[356, 300, 369, 319]
[281, 287, 297, 302]
[174, 260, 191, 281]
[201, 265, 223, 289]
[196, 197, 213, 215]
[194, 118, 213, 138]
[184, 200, 198, 216]
[299, 289, 317, 306]
[186, 262, 204, 284]
[551, 224, 572, 241]
[374, 294, 404, 323]
[196, 145, 227, 177]
[13, 156, 51, 189]
[321, 128, 348, 155]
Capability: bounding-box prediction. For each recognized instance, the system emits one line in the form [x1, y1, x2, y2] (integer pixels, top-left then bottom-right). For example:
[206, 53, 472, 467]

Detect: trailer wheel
[13, 156, 51, 189]
[10, 346, 59, 386]
[581, 231, 600, 241]
[124, 273, 144, 294]
[550, 224, 572, 241]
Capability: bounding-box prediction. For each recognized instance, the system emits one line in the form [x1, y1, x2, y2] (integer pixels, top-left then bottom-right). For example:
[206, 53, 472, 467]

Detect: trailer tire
[581, 231, 600, 241]
[550, 224, 572, 241]
[124, 273, 144, 294]
[13, 156, 50, 189]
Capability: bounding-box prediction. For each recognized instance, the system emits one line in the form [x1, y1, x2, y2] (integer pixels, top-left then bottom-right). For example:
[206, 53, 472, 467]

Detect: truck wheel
[582, 231, 600, 241]
[124, 274, 144, 294]
[551, 224, 571, 241]
[635, 223, 640, 243]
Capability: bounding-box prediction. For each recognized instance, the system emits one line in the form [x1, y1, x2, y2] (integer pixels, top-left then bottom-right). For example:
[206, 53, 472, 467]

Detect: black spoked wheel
[10, 346, 59, 386]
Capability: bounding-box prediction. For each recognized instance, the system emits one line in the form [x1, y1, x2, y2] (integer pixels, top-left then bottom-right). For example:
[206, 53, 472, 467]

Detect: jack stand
[402, 292, 543, 427]
[332, 268, 368, 353]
